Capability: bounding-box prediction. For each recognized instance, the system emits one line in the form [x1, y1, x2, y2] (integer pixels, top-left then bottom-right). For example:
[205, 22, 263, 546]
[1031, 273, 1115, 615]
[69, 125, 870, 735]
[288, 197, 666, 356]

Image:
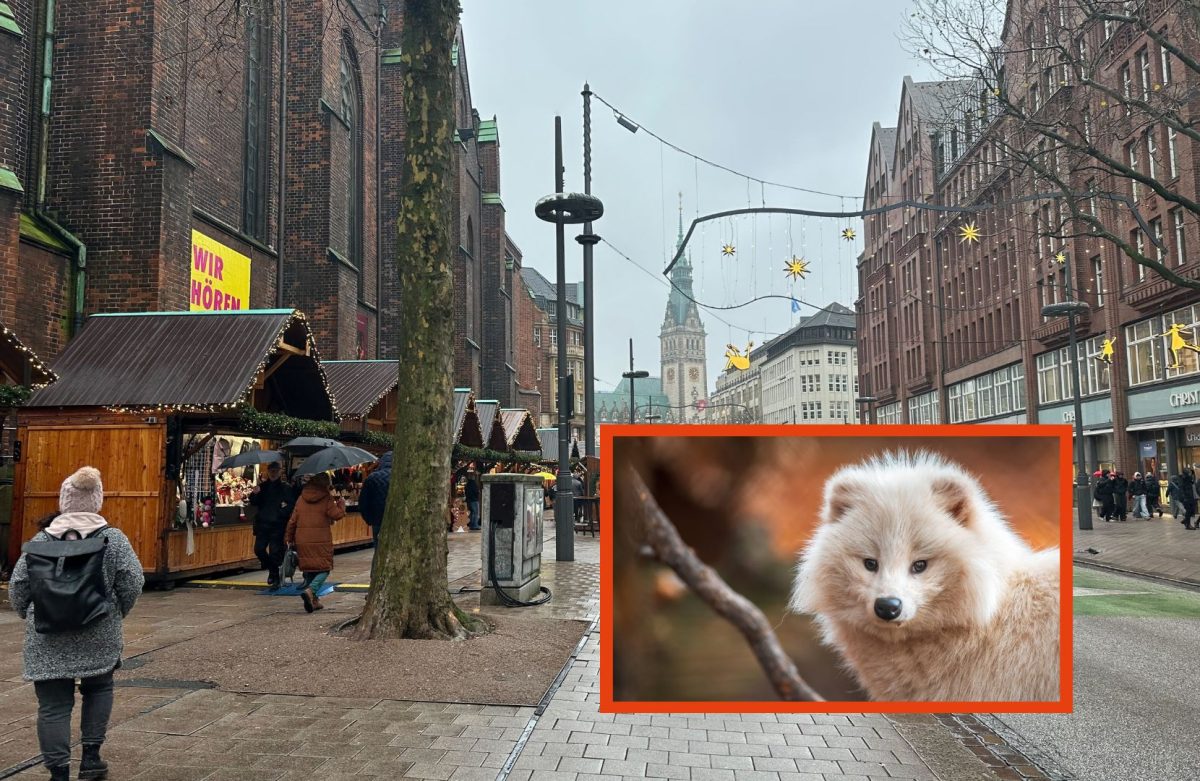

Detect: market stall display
[5, 310, 374, 581]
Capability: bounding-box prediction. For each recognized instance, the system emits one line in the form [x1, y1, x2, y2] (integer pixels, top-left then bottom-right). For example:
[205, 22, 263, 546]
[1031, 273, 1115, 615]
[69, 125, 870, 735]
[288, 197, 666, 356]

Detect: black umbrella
[216, 449, 286, 471]
[293, 445, 377, 477]
[281, 436, 342, 453]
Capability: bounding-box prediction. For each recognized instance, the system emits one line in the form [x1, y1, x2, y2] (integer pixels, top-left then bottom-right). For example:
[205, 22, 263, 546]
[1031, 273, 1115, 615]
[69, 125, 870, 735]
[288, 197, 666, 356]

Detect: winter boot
[79, 743, 108, 779]
[312, 595, 324, 611]
[301, 587, 315, 613]
[48, 764, 70, 781]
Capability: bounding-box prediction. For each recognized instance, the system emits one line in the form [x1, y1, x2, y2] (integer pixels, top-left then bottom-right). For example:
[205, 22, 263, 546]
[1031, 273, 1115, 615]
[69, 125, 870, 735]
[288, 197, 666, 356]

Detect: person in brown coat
[285, 473, 346, 612]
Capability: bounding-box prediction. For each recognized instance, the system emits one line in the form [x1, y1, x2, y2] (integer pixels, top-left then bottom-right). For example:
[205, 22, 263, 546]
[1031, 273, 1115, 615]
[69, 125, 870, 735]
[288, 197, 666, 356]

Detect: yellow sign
[190, 230, 251, 311]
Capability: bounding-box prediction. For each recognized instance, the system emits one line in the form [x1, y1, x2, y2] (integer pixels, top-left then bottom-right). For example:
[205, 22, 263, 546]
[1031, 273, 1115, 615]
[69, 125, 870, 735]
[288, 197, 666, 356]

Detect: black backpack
[21, 527, 111, 634]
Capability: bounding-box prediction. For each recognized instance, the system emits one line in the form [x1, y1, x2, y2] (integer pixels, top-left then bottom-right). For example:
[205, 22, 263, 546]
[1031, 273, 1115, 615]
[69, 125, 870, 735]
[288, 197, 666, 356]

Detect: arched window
[466, 216, 475, 257]
[339, 50, 363, 292]
[242, 2, 271, 240]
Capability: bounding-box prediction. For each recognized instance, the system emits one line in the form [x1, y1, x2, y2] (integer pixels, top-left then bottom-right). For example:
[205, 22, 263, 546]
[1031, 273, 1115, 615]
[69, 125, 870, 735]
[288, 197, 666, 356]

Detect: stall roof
[452, 388, 484, 448]
[26, 310, 336, 420]
[475, 400, 509, 451]
[323, 360, 399, 418]
[501, 409, 541, 452]
[0, 322, 56, 386]
[535, 428, 579, 462]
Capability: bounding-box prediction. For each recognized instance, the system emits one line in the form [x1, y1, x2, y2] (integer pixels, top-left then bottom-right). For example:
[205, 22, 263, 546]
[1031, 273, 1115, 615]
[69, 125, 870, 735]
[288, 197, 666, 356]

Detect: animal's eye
[911, 560, 928, 574]
[863, 558, 878, 572]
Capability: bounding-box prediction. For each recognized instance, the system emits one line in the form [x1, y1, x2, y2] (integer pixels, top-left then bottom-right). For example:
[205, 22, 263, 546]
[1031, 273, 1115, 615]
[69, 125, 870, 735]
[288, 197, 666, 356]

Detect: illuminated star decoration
[1054, 251, 1067, 265]
[958, 222, 982, 243]
[784, 257, 811, 280]
[722, 243, 736, 256]
[841, 227, 856, 241]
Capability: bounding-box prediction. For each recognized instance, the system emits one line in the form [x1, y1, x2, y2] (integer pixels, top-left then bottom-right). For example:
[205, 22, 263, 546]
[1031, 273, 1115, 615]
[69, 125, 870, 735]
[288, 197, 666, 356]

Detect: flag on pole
[790, 298, 801, 313]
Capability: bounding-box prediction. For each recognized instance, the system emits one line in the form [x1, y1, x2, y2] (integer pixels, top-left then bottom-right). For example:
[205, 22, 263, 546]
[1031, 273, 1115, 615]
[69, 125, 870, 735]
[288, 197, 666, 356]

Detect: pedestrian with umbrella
[285, 473, 346, 612]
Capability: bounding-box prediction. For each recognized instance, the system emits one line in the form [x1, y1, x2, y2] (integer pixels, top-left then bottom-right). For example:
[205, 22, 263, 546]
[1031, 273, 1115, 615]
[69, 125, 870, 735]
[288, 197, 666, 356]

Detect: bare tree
[904, 0, 1200, 290]
[352, 0, 484, 640]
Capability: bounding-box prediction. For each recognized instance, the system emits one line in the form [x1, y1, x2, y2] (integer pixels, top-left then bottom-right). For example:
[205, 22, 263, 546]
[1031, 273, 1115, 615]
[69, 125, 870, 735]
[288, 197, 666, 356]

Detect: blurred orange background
[609, 433, 1062, 703]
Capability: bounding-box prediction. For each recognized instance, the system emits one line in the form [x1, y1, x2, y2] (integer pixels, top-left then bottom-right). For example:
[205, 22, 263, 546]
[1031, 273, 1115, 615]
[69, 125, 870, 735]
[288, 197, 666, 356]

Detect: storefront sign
[190, 230, 251, 311]
[1037, 397, 1110, 427]
[1141, 440, 1158, 457]
[1185, 426, 1200, 446]
[1063, 410, 1074, 423]
[1169, 388, 1200, 408]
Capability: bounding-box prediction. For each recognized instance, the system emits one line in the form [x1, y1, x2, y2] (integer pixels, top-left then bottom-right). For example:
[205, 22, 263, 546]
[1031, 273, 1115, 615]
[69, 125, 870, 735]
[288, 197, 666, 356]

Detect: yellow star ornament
[841, 228, 856, 241]
[1054, 251, 1067, 265]
[722, 244, 736, 256]
[784, 257, 811, 280]
[958, 223, 982, 243]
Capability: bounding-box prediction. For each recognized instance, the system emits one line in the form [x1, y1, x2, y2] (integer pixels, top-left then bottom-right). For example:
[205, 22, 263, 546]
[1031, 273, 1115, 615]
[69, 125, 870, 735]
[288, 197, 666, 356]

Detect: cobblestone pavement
[1, 521, 1047, 780]
[1072, 508, 1200, 585]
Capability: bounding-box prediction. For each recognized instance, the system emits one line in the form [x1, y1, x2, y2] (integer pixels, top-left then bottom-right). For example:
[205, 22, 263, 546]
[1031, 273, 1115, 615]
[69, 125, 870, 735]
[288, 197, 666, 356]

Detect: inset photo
[601, 426, 1072, 713]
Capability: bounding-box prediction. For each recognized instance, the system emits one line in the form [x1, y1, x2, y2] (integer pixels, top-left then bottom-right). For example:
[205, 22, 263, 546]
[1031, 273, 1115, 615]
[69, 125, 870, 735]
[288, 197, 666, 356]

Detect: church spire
[663, 192, 700, 329]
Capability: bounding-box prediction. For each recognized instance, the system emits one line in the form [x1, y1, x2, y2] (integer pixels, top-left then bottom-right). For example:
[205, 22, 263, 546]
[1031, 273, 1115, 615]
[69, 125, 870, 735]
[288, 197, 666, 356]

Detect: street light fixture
[614, 112, 639, 133]
[1042, 291, 1093, 531]
[535, 117, 605, 563]
[622, 369, 650, 424]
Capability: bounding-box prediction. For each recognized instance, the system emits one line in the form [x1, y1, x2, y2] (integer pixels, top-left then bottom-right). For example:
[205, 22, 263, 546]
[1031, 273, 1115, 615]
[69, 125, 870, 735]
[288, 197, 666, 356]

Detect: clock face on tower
[689, 367, 699, 381]
[667, 368, 675, 382]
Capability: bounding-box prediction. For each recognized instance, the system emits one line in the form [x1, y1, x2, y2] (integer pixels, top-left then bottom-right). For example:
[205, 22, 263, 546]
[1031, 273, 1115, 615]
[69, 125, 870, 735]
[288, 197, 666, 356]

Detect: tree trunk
[353, 0, 480, 640]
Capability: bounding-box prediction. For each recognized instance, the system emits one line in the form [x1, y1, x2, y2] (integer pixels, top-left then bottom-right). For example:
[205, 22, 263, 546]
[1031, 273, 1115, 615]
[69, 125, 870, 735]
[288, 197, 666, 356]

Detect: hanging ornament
[1054, 251, 1067, 265]
[841, 227, 856, 241]
[722, 243, 736, 256]
[1094, 336, 1117, 364]
[784, 256, 811, 280]
[959, 223, 982, 243]
[1164, 323, 1200, 369]
[791, 298, 801, 313]
[724, 342, 754, 372]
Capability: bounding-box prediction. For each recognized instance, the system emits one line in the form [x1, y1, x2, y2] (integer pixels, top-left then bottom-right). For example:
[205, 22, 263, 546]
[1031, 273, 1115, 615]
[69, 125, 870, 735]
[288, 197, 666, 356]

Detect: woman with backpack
[9, 466, 145, 781]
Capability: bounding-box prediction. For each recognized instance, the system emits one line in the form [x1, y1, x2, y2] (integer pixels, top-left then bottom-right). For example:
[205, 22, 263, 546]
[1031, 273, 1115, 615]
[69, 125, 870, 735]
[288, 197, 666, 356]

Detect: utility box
[481, 474, 544, 605]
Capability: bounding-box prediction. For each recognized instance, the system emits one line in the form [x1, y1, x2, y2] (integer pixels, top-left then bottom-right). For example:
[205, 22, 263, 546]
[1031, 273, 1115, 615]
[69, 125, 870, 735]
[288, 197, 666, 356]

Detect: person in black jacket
[1130, 471, 1148, 518]
[357, 452, 392, 545]
[1111, 472, 1129, 521]
[464, 467, 481, 531]
[1094, 470, 1115, 522]
[1179, 469, 1198, 530]
[1146, 471, 1162, 517]
[248, 462, 294, 590]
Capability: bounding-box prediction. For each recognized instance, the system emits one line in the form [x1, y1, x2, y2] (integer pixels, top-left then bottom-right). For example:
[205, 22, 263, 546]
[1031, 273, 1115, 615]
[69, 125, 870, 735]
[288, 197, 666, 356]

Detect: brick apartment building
[0, 0, 525, 401]
[858, 0, 1200, 477]
[520, 267, 587, 446]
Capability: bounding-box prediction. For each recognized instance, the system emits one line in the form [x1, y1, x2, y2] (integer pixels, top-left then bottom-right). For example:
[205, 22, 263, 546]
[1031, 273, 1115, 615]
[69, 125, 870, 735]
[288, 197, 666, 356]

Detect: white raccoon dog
[789, 450, 1061, 702]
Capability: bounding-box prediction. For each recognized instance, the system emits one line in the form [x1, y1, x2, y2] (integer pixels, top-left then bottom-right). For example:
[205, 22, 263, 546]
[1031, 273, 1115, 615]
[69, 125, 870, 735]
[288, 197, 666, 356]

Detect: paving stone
[599, 759, 647, 776]
[811, 746, 856, 761]
[751, 756, 798, 772]
[730, 770, 781, 781]
[668, 751, 714, 768]
[690, 768, 737, 781]
[709, 755, 755, 770]
[644, 762, 691, 780]
[557, 756, 605, 773]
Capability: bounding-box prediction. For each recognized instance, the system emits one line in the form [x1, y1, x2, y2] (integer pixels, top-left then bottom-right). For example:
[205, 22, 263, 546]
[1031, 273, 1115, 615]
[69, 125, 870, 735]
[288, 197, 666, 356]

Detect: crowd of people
[1092, 467, 1200, 528]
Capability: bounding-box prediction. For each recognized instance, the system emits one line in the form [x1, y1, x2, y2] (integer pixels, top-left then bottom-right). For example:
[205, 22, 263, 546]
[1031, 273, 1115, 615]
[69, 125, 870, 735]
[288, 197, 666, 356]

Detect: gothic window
[340, 50, 364, 294]
[242, 1, 271, 240]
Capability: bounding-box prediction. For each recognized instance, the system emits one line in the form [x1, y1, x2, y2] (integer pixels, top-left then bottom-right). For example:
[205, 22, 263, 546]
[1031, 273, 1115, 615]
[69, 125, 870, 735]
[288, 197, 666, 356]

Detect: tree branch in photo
[627, 466, 826, 702]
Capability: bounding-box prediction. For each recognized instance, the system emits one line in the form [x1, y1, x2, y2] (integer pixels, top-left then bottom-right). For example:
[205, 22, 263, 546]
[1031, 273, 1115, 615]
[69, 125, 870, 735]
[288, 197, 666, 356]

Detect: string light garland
[0, 325, 57, 385]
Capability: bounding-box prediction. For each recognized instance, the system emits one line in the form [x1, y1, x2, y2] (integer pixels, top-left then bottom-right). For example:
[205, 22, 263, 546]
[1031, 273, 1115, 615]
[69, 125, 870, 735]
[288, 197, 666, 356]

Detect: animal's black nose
[874, 597, 903, 621]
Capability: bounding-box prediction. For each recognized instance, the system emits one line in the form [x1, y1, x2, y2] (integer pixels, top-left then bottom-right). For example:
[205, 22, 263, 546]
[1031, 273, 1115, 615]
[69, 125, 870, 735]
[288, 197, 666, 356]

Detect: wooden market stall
[453, 388, 484, 448]
[500, 409, 542, 454]
[474, 400, 509, 453]
[5, 309, 374, 581]
[324, 360, 399, 441]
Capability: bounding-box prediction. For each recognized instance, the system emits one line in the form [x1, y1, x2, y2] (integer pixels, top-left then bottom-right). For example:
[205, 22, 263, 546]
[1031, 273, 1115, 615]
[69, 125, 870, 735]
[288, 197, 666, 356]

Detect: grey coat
[9, 524, 145, 681]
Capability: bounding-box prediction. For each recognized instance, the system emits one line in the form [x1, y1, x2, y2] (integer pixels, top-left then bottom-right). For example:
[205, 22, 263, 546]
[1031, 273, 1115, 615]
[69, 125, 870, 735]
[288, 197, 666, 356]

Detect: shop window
[1037, 351, 1062, 405]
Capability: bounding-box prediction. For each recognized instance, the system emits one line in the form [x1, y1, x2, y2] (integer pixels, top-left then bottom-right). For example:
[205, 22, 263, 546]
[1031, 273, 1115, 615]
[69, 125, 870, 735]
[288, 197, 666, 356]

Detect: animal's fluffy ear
[930, 470, 980, 526]
[822, 474, 863, 523]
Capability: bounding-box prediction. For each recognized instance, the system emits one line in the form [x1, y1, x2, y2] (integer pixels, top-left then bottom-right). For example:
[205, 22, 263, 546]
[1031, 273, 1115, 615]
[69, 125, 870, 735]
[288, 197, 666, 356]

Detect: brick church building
[0, 0, 533, 405]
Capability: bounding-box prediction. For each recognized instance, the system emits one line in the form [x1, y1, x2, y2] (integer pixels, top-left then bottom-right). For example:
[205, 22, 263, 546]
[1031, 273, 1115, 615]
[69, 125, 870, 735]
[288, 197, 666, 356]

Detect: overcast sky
[461, 1, 934, 397]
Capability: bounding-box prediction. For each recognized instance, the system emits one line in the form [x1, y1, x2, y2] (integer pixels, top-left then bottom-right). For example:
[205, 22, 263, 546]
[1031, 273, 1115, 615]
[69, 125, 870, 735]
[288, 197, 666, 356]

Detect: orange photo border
[598, 423, 1074, 714]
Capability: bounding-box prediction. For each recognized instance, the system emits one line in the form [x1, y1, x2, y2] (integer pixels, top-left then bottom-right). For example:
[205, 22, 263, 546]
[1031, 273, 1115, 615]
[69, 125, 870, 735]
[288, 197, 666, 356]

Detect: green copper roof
[451, 41, 459, 68]
[381, 47, 403, 66]
[477, 119, 498, 144]
[482, 193, 503, 207]
[0, 166, 22, 194]
[0, 3, 21, 37]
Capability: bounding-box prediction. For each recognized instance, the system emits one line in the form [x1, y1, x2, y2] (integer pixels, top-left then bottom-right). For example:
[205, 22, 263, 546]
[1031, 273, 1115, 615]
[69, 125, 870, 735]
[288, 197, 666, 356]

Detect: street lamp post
[622, 338, 649, 424]
[534, 117, 604, 562]
[1043, 294, 1094, 531]
[577, 84, 602, 460]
